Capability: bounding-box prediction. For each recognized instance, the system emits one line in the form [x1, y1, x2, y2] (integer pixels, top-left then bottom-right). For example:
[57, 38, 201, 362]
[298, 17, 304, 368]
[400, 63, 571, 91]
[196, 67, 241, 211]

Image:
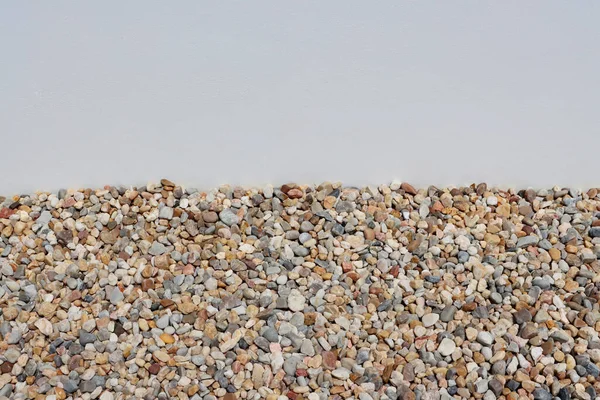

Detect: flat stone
[287, 289, 306, 312]
[477, 331, 494, 346]
[6, 329, 22, 344]
[109, 287, 124, 305]
[422, 313, 439, 327]
[513, 308, 532, 324]
[440, 305, 457, 322]
[148, 241, 167, 256]
[332, 368, 350, 380]
[34, 319, 53, 336]
[301, 339, 315, 356]
[438, 338, 456, 356]
[521, 323, 539, 339]
[262, 327, 279, 343]
[219, 209, 239, 226]
[517, 236, 539, 248]
[159, 207, 173, 219]
[79, 330, 96, 345]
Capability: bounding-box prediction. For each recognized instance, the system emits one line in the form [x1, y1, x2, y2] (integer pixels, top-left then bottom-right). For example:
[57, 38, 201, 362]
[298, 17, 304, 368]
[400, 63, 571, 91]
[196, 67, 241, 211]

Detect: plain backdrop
[1, 1, 600, 195]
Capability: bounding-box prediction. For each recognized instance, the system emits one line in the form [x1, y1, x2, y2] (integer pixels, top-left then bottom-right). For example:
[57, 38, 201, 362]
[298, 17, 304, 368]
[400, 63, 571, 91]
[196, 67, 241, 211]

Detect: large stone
[438, 338, 456, 356]
[287, 289, 306, 312]
[219, 209, 239, 226]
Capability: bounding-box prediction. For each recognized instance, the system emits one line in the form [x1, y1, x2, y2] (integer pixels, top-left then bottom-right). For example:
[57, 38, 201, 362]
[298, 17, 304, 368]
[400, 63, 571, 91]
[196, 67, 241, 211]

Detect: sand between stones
[0, 180, 600, 400]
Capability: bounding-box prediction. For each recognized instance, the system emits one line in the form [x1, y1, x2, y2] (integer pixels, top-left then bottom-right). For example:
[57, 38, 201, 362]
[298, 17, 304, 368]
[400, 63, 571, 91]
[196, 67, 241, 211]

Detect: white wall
[2, 1, 600, 194]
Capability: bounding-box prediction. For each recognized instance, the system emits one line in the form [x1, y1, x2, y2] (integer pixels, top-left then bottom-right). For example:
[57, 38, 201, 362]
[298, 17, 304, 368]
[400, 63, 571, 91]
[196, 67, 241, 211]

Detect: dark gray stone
[532, 388, 552, 400]
[513, 309, 532, 324]
[440, 306, 457, 322]
[262, 327, 279, 343]
[79, 330, 96, 346]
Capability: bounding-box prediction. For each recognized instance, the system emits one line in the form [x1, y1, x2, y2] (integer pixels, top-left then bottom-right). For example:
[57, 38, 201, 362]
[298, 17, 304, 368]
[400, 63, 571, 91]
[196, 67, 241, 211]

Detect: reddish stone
[197, 309, 208, 321]
[0, 362, 14, 373]
[141, 279, 155, 291]
[269, 343, 281, 353]
[342, 262, 353, 273]
[462, 302, 477, 311]
[389, 265, 400, 277]
[148, 363, 161, 375]
[223, 394, 237, 400]
[322, 351, 337, 369]
[401, 183, 417, 195]
[232, 361, 242, 373]
[509, 195, 521, 203]
[69, 290, 82, 302]
[78, 230, 89, 241]
[280, 184, 295, 194]
[160, 299, 175, 308]
[346, 272, 359, 282]
[68, 355, 83, 370]
[369, 287, 383, 295]
[287, 391, 298, 400]
[0, 208, 15, 218]
[431, 201, 444, 213]
[64, 197, 76, 207]
[296, 368, 308, 377]
[182, 264, 194, 275]
[287, 188, 304, 199]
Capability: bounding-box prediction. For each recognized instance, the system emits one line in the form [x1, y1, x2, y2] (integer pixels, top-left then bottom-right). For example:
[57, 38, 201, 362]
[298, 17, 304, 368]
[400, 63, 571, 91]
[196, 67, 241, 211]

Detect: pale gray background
[1, 1, 599, 195]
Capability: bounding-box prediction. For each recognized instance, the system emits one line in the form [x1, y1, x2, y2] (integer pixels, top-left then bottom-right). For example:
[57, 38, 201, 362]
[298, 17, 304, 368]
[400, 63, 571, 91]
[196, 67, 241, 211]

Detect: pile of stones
[1, 180, 599, 400]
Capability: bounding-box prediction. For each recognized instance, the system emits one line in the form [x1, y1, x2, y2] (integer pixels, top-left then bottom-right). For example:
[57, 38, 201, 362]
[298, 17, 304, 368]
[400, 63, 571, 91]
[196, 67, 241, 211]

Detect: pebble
[332, 368, 350, 380]
[219, 208, 239, 226]
[109, 287, 124, 305]
[477, 331, 494, 346]
[422, 313, 439, 327]
[0, 180, 598, 399]
[287, 289, 306, 312]
[79, 330, 96, 345]
[440, 305, 457, 322]
[35, 318, 53, 336]
[513, 308, 532, 324]
[148, 241, 167, 256]
[438, 338, 456, 356]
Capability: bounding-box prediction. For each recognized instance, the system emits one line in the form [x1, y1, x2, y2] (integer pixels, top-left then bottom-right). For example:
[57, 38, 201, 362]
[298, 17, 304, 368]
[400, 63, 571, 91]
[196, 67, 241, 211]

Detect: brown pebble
[322, 351, 337, 369]
[160, 178, 175, 187]
[280, 183, 296, 194]
[148, 363, 161, 375]
[0, 362, 14, 373]
[401, 182, 417, 195]
[141, 279, 155, 291]
[287, 188, 304, 199]
[304, 313, 316, 325]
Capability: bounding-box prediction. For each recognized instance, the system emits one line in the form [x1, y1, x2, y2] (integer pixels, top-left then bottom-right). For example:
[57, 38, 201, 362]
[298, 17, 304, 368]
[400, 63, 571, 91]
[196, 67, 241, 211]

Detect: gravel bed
[1, 180, 600, 400]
